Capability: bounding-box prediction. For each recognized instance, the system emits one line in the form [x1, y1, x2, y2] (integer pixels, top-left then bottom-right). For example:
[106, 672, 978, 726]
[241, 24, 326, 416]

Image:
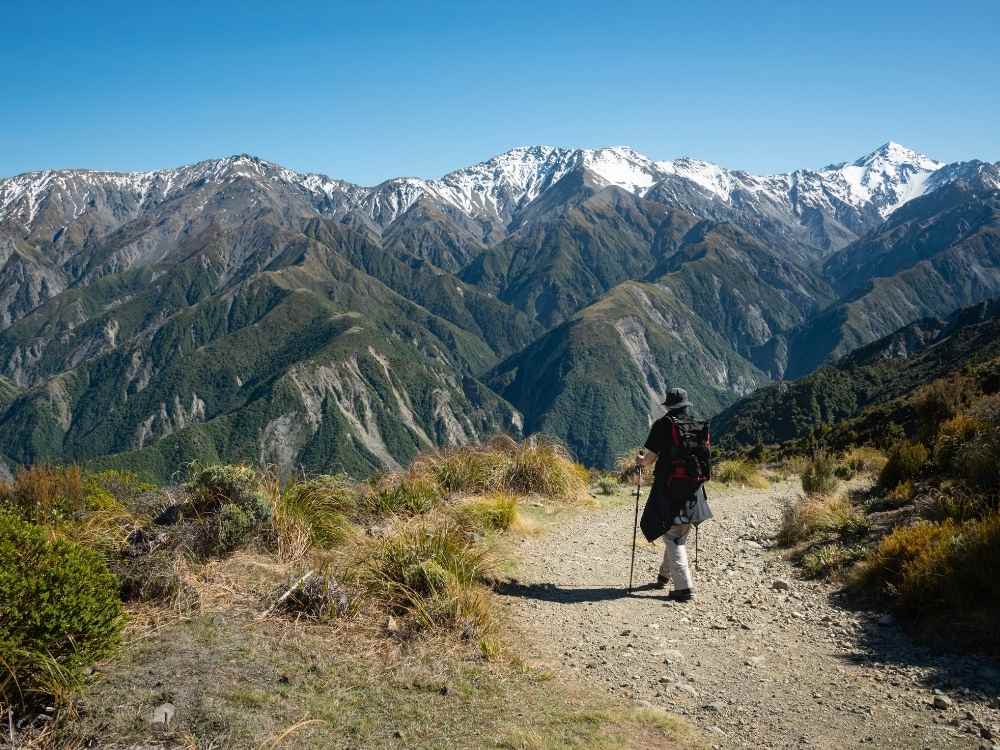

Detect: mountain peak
[853, 141, 940, 170]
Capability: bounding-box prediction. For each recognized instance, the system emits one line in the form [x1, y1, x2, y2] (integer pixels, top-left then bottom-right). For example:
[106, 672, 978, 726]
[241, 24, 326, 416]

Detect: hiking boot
[666, 588, 694, 603]
[654, 574, 669, 589]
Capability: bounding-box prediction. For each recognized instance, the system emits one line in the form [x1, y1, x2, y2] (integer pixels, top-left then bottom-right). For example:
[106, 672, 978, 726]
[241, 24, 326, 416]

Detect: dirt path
[498, 481, 1000, 750]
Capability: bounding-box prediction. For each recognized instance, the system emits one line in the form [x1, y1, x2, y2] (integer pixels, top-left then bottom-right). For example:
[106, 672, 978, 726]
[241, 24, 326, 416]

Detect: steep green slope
[713, 300, 1000, 450]
[489, 281, 764, 467]
[786, 181, 1000, 377]
[0, 229, 520, 480]
[462, 173, 670, 328]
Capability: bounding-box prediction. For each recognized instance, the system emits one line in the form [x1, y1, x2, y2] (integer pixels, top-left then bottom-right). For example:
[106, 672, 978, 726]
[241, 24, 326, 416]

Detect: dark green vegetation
[714, 300, 1000, 453]
[0, 442, 698, 748]
[768, 332, 1000, 654]
[1, 153, 999, 475]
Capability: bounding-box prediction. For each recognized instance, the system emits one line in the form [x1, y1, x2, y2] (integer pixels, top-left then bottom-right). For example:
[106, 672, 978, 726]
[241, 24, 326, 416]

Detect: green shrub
[714, 460, 768, 489]
[834, 464, 855, 480]
[186, 463, 271, 524]
[801, 453, 838, 496]
[215, 503, 253, 553]
[913, 378, 965, 441]
[0, 512, 124, 708]
[879, 441, 929, 490]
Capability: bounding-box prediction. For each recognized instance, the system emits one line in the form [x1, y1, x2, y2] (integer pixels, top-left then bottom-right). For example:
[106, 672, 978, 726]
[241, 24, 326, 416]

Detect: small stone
[933, 695, 954, 710]
[772, 579, 791, 591]
[704, 702, 725, 712]
[147, 703, 175, 727]
[386, 616, 401, 634]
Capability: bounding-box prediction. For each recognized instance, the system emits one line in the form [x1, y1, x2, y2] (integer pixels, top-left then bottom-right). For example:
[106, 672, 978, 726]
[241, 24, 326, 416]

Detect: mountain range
[1, 141, 998, 478]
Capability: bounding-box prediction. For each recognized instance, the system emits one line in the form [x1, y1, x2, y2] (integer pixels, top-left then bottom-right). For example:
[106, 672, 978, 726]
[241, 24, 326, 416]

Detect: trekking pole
[694, 524, 699, 572]
[628, 462, 642, 593]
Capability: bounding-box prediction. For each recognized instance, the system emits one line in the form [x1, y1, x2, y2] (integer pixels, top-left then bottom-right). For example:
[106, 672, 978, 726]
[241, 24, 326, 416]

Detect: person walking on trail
[634, 387, 713, 602]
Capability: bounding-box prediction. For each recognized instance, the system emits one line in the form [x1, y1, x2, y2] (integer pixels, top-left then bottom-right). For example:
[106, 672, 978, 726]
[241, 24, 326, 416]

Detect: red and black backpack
[666, 417, 712, 484]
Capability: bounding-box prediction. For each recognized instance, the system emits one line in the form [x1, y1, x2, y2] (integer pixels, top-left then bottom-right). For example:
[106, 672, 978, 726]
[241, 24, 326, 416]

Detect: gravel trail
[498, 481, 1000, 749]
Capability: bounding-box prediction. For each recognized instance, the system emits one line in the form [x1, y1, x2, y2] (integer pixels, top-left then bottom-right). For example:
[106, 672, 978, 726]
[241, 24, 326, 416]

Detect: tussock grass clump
[0, 512, 124, 710]
[800, 544, 865, 580]
[273, 474, 357, 548]
[841, 447, 888, 477]
[800, 453, 838, 496]
[776, 454, 810, 477]
[778, 494, 869, 546]
[878, 441, 929, 490]
[414, 436, 588, 502]
[363, 473, 442, 517]
[596, 475, 619, 495]
[453, 493, 519, 533]
[364, 519, 494, 633]
[714, 459, 768, 489]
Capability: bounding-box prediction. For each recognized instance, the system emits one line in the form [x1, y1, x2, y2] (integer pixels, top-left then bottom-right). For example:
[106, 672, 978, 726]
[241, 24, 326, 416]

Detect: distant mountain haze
[1, 142, 998, 476]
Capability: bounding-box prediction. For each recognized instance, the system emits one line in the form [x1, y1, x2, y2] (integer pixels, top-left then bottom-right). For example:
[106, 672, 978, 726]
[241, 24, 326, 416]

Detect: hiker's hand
[636, 450, 645, 468]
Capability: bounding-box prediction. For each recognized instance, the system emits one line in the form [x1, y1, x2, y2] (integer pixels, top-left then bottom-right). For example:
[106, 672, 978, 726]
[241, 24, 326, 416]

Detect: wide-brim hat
[662, 387, 692, 410]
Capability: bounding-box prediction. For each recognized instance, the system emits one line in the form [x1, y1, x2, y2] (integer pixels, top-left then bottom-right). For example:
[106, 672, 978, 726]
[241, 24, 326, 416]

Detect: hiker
[634, 387, 713, 602]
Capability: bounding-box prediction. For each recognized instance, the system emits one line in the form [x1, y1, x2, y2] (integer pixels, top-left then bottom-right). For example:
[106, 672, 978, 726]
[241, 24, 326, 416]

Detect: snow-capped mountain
[0, 142, 978, 251]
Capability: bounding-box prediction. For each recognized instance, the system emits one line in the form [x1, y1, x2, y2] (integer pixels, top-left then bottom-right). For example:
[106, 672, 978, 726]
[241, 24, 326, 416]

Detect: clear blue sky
[2, 0, 997, 184]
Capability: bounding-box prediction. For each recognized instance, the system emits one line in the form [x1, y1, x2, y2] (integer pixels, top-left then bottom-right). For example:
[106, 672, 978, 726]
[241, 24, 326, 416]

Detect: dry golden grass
[714, 459, 768, 489]
[778, 493, 868, 546]
[841, 446, 888, 476]
[412, 436, 589, 503]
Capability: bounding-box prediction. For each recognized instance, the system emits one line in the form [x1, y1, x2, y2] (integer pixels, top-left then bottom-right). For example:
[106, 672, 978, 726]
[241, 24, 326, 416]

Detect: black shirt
[643, 415, 678, 476]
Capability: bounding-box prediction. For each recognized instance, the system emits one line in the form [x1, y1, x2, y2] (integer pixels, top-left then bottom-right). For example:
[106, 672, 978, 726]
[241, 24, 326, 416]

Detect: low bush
[0, 512, 124, 709]
[801, 453, 838, 496]
[778, 494, 869, 546]
[952, 396, 1000, 495]
[933, 414, 981, 471]
[185, 463, 271, 524]
[453, 493, 518, 533]
[913, 378, 965, 441]
[857, 514, 1000, 645]
[713, 460, 768, 489]
[878, 441, 929, 490]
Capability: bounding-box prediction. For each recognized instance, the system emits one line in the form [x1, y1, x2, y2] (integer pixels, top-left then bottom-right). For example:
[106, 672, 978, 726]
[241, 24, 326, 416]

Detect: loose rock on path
[499, 480, 1000, 749]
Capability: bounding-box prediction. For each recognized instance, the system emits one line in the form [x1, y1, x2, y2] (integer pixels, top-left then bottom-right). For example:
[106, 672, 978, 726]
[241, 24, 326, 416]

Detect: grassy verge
[0, 440, 696, 749]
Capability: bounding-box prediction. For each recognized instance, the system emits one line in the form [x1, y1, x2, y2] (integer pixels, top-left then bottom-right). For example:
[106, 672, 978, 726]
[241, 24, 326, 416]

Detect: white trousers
[658, 524, 693, 590]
